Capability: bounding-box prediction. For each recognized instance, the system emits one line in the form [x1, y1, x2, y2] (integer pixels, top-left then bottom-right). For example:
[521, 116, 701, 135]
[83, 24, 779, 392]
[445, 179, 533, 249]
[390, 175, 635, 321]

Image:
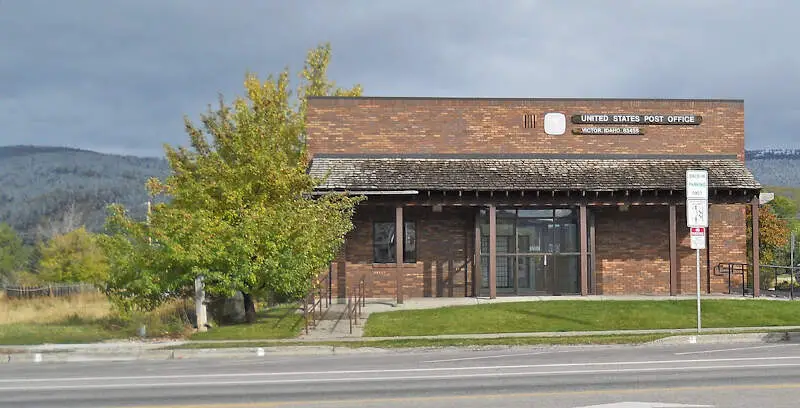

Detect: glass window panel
[497, 209, 517, 218]
[373, 221, 417, 263]
[497, 210, 515, 244]
[497, 235, 514, 254]
[480, 255, 489, 288]
[496, 255, 514, 288]
[556, 221, 579, 253]
[373, 222, 396, 263]
[554, 255, 580, 294]
[554, 208, 575, 219]
[404, 221, 416, 263]
[516, 217, 551, 253]
[518, 209, 553, 218]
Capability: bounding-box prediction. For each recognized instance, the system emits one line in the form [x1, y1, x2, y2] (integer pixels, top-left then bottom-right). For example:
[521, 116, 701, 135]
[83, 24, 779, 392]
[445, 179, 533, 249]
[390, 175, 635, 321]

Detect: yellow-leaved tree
[38, 227, 109, 286]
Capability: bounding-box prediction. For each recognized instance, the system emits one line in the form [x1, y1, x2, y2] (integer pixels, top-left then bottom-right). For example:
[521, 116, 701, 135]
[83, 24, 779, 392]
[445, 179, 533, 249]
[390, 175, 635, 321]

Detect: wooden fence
[2, 283, 98, 299]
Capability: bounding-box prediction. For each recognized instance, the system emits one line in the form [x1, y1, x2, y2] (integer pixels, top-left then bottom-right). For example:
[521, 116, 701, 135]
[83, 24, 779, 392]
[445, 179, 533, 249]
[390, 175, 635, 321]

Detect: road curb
[6, 329, 800, 364]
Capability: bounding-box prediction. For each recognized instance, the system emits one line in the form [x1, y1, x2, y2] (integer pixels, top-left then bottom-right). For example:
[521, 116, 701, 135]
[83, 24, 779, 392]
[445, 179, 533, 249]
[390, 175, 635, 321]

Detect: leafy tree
[769, 195, 799, 220]
[0, 222, 29, 283]
[766, 195, 800, 268]
[747, 203, 791, 288]
[37, 227, 109, 285]
[104, 43, 363, 320]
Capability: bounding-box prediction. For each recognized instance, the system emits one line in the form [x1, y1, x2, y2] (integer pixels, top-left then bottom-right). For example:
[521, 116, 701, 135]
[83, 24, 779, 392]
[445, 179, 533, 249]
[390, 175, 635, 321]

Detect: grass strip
[364, 299, 800, 337]
[167, 334, 672, 350]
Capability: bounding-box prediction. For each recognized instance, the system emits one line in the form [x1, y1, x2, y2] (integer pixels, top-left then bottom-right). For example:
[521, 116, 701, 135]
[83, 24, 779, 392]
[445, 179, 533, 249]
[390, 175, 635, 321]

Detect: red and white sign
[690, 227, 706, 250]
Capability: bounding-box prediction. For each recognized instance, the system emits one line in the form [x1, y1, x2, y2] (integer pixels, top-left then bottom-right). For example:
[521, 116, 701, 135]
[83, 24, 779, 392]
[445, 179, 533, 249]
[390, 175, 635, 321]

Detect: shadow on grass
[515, 310, 592, 328]
[191, 304, 305, 340]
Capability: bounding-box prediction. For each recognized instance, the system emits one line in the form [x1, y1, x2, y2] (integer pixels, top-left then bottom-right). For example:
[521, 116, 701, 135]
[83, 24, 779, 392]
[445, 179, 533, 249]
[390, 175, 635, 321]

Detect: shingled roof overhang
[308, 154, 761, 202]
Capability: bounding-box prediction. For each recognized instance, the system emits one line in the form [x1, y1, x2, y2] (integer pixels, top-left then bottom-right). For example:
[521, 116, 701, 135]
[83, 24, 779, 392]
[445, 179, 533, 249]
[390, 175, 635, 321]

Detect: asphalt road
[2, 342, 800, 407]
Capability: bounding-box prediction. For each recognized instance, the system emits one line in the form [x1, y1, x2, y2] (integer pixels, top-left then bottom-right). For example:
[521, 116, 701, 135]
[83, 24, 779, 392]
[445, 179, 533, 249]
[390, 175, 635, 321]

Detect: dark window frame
[373, 220, 417, 264]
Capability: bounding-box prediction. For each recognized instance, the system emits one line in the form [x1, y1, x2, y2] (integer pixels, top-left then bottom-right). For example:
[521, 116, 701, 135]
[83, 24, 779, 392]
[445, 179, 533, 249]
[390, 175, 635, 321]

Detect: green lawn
[363, 300, 800, 337]
[190, 305, 304, 340]
[0, 322, 123, 345]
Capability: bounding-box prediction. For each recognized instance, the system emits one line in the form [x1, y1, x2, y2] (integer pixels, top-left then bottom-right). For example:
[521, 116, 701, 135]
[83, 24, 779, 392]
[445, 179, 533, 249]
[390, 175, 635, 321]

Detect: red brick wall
[307, 98, 744, 160]
[592, 204, 747, 296]
[594, 206, 671, 295]
[331, 206, 473, 299]
[707, 204, 748, 292]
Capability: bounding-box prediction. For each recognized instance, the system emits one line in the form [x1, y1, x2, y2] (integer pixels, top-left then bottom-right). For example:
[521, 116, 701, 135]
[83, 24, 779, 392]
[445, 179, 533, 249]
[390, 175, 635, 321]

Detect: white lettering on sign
[571, 114, 703, 125]
[611, 115, 641, 123]
[579, 114, 610, 123]
[685, 170, 709, 200]
[573, 127, 643, 135]
[690, 227, 706, 249]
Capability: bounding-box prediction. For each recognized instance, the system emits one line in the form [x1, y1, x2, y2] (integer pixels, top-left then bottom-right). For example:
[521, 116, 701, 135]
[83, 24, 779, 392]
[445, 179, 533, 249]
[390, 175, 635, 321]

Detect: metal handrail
[302, 272, 330, 335]
[713, 262, 800, 299]
[344, 276, 366, 334]
[761, 264, 800, 300]
[713, 262, 751, 297]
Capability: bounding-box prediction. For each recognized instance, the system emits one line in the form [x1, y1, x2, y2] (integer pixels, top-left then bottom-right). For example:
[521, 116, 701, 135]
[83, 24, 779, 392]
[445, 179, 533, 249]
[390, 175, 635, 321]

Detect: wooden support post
[395, 205, 404, 304]
[474, 211, 482, 297]
[579, 203, 589, 296]
[752, 196, 760, 297]
[489, 204, 497, 299]
[669, 203, 679, 296]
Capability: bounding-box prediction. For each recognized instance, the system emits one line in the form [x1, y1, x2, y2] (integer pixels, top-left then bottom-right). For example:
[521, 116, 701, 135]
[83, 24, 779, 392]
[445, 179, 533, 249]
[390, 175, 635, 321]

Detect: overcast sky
[1, 0, 798, 157]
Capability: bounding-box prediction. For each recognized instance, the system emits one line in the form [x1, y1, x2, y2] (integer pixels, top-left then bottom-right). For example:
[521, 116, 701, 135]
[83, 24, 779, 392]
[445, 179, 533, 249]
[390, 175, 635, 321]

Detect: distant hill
[746, 149, 800, 187]
[0, 145, 797, 242]
[0, 145, 170, 242]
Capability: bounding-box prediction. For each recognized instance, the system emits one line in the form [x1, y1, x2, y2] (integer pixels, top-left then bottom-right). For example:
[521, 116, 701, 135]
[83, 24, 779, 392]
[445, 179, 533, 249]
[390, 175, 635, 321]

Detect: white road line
[674, 344, 800, 356]
[423, 351, 555, 363]
[3, 355, 800, 384]
[1, 362, 800, 392]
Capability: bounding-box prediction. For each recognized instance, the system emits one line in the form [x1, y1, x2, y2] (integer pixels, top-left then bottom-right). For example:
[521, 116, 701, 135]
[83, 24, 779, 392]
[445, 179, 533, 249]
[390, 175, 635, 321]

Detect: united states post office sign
[571, 114, 702, 125]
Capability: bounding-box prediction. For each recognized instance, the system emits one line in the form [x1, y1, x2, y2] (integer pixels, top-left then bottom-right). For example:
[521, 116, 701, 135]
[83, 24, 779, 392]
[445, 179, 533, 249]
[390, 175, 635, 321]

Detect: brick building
[306, 97, 762, 301]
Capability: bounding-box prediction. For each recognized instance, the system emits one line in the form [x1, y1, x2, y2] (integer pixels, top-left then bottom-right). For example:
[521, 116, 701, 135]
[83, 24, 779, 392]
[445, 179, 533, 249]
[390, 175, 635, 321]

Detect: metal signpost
[792, 232, 796, 299]
[686, 170, 708, 333]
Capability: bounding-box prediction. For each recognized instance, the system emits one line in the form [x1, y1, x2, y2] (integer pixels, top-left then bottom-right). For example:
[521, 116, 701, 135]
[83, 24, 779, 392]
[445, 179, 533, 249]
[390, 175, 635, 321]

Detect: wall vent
[523, 113, 535, 129]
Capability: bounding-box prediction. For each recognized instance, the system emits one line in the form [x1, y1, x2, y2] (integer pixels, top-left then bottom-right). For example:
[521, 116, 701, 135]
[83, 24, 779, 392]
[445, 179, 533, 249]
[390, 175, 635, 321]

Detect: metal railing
[761, 264, 800, 300]
[302, 272, 330, 335]
[344, 275, 366, 334]
[713, 262, 800, 299]
[713, 262, 751, 297]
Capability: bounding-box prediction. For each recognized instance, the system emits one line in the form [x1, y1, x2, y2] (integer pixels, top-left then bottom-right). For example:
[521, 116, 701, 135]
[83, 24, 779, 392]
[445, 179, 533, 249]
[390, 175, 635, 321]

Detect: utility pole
[195, 275, 208, 332]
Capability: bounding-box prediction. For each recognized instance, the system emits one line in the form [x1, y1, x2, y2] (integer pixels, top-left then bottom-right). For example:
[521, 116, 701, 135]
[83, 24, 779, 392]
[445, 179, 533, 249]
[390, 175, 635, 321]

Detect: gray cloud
[1, 0, 798, 157]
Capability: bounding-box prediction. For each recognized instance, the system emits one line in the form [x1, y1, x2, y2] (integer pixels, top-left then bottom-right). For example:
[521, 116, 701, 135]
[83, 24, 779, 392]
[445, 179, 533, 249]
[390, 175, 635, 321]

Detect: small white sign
[544, 112, 566, 135]
[686, 198, 708, 227]
[686, 169, 709, 200]
[690, 227, 706, 249]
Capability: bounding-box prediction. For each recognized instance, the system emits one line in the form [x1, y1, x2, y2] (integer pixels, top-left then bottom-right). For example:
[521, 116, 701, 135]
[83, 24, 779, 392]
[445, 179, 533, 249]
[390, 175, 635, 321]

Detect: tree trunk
[242, 292, 257, 323]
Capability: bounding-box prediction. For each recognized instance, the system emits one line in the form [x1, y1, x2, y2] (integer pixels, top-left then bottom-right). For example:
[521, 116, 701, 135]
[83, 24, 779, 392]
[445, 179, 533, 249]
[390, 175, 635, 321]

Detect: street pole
[791, 231, 796, 300]
[696, 248, 702, 333]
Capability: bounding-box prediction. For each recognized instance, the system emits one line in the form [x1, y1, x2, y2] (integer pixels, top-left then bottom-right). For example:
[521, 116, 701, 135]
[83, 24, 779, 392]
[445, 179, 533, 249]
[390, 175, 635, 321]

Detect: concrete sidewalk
[2, 328, 800, 364]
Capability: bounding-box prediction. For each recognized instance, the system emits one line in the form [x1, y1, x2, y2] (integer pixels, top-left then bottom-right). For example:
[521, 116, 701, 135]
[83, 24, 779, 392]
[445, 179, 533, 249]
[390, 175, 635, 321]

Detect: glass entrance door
[479, 208, 586, 296]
